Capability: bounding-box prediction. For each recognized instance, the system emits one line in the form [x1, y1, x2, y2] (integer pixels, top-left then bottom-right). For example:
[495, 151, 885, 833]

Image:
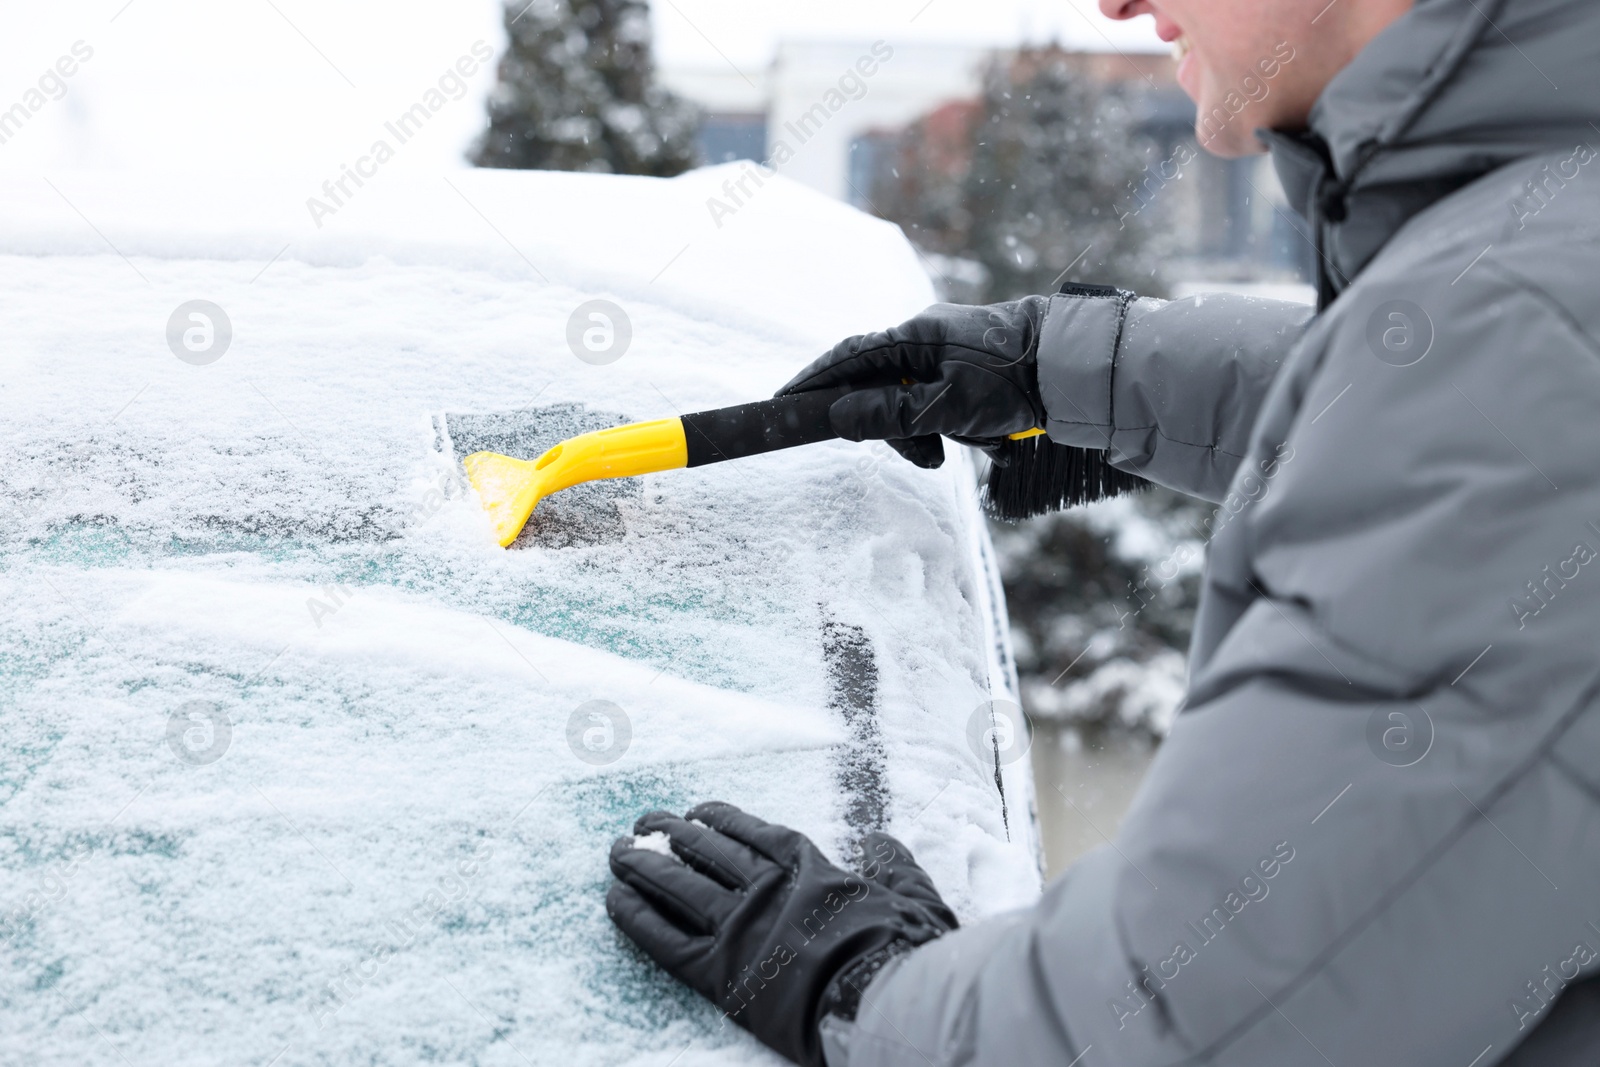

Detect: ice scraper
[463, 388, 1038, 546]
[462, 385, 1149, 545]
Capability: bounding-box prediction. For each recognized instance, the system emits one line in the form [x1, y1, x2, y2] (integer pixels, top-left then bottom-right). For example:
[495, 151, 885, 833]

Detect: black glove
[777, 298, 1050, 469]
[606, 802, 957, 1067]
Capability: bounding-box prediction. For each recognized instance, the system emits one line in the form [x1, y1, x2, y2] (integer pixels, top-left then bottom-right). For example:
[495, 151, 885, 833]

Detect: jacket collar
[1260, 0, 1599, 308]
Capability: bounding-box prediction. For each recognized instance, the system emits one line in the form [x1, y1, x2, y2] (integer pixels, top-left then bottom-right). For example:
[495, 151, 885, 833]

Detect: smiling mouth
[1171, 34, 1192, 62]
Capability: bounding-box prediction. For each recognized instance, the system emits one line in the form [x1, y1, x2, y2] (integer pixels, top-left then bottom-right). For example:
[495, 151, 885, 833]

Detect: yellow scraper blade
[462, 451, 545, 547]
[463, 417, 690, 547]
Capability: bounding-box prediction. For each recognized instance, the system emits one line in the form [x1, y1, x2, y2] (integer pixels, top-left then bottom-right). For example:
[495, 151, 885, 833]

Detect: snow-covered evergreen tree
[472, 0, 699, 176]
[965, 47, 1157, 298]
[866, 46, 1158, 300]
[991, 487, 1210, 743]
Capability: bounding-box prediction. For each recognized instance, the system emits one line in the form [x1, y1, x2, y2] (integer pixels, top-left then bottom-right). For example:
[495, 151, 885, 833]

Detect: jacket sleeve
[820, 856, 1116, 1067]
[1035, 291, 1313, 503]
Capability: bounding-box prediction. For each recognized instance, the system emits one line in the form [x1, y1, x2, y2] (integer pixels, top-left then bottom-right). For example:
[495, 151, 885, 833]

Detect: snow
[631, 832, 679, 859]
[994, 491, 1203, 739]
[0, 167, 1039, 1065]
[1076, 495, 1207, 586]
[1024, 650, 1188, 736]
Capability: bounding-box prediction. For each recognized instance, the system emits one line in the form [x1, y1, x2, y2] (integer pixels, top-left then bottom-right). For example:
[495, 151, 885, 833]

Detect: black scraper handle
[679, 387, 850, 467]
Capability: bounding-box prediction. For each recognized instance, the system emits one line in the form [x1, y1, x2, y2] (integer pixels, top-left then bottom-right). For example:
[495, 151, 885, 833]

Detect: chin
[1192, 86, 1273, 158]
[1194, 119, 1264, 158]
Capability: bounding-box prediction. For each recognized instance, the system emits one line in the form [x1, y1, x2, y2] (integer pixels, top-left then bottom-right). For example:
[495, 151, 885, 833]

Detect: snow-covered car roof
[0, 167, 1039, 1065]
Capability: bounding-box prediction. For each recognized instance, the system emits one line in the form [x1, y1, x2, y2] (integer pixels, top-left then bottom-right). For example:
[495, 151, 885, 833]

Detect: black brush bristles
[980, 435, 1150, 520]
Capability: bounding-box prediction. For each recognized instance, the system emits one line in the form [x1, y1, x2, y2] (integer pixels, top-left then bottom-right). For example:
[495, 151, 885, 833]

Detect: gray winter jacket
[828, 1, 1600, 1064]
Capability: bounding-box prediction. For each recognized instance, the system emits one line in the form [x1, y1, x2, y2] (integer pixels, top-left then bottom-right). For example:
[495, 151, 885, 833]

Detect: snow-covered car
[0, 168, 1040, 1065]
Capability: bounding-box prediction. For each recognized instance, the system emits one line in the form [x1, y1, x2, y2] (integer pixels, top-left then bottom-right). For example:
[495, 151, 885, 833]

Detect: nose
[1099, 0, 1152, 21]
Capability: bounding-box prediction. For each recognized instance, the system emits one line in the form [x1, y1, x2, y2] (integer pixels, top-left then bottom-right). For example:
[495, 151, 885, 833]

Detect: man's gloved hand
[606, 801, 957, 1067]
[777, 297, 1051, 469]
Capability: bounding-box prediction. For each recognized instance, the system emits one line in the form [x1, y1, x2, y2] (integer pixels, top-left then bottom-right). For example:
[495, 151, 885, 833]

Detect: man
[605, 0, 1600, 1062]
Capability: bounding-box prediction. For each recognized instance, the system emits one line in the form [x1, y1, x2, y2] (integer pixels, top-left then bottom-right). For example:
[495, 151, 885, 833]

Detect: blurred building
[662, 41, 1314, 292]
[658, 65, 770, 166]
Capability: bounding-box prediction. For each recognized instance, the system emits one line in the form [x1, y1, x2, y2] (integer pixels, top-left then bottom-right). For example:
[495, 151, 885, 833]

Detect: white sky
[652, 0, 1163, 70]
[0, 1, 1160, 173]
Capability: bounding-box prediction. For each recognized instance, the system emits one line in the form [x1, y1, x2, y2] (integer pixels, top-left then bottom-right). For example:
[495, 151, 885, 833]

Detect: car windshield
[0, 170, 1040, 1064]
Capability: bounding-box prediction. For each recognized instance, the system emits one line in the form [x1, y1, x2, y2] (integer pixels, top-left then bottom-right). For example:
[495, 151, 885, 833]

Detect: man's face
[1099, 0, 1414, 157]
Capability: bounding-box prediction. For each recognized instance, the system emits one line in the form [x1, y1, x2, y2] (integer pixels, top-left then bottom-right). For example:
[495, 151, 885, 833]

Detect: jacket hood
[1265, 0, 1600, 304]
